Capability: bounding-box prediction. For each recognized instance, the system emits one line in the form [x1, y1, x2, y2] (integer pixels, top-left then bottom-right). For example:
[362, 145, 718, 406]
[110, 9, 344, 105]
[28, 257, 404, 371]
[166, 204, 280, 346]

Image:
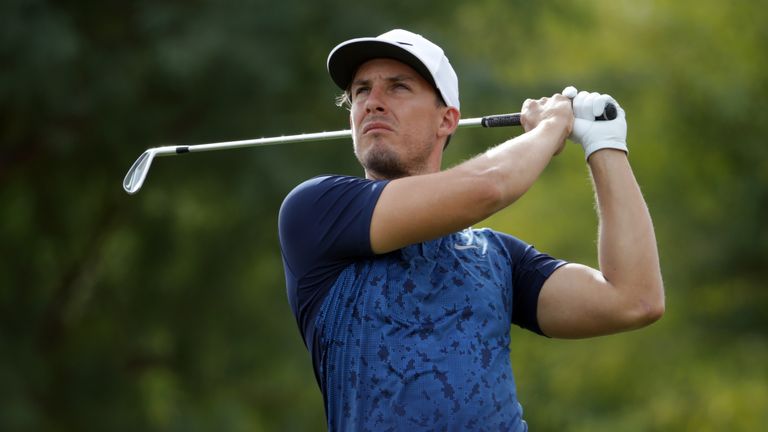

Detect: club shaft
[151, 113, 521, 157]
[149, 103, 615, 156]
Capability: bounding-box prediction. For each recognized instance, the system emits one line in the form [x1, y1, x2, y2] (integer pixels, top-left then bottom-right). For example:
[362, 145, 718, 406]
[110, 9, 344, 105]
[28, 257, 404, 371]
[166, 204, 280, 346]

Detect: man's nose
[365, 86, 387, 113]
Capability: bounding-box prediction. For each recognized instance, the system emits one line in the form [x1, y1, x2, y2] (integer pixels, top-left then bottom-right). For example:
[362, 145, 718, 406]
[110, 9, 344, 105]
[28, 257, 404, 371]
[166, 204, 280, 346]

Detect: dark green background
[2, 1, 766, 430]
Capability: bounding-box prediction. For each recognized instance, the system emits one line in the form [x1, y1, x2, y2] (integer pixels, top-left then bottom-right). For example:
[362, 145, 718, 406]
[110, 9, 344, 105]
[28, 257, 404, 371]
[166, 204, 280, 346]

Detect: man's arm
[537, 149, 665, 338]
[536, 91, 664, 338]
[370, 95, 572, 254]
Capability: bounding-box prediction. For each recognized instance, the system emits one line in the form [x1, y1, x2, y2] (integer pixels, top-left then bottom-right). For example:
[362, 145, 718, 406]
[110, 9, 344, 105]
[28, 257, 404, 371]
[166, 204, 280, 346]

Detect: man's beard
[359, 145, 410, 179]
[356, 138, 433, 180]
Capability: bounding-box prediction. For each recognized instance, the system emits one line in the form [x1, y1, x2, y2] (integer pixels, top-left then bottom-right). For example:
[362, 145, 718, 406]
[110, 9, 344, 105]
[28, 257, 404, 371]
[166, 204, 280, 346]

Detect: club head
[123, 149, 156, 194]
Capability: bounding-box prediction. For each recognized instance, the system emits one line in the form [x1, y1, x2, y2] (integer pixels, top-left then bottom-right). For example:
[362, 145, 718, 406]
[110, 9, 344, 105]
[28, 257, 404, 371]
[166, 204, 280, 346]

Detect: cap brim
[327, 39, 435, 91]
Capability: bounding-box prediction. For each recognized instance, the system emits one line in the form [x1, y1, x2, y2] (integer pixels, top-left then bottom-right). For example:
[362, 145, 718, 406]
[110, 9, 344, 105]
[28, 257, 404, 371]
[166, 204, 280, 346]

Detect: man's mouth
[362, 121, 394, 135]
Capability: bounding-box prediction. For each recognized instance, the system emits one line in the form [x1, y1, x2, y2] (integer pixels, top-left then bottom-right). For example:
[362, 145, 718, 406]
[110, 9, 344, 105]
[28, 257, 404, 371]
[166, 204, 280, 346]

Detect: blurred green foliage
[1, 0, 766, 430]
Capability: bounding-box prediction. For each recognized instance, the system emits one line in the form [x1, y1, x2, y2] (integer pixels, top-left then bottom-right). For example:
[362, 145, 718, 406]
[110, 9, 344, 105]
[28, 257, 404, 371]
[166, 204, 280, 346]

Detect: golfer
[279, 29, 664, 431]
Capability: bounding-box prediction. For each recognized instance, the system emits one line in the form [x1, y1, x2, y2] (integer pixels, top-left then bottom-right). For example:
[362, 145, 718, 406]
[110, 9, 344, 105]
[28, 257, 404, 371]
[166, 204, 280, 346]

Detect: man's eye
[354, 87, 370, 96]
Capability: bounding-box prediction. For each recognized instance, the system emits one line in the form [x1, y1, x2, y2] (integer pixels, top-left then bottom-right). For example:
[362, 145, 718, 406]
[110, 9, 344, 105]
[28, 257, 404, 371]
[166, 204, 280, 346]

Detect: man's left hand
[565, 88, 628, 160]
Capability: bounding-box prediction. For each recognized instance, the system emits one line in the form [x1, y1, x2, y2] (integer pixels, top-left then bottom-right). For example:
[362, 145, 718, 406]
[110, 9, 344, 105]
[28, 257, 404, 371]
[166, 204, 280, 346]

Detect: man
[279, 29, 664, 431]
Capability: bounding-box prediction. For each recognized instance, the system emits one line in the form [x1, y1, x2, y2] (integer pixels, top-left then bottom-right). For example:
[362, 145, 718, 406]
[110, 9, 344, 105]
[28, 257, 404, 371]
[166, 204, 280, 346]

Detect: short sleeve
[279, 175, 389, 342]
[496, 232, 567, 335]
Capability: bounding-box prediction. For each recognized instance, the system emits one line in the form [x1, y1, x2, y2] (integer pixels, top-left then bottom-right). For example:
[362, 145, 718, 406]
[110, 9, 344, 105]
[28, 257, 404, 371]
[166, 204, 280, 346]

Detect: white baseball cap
[327, 29, 460, 110]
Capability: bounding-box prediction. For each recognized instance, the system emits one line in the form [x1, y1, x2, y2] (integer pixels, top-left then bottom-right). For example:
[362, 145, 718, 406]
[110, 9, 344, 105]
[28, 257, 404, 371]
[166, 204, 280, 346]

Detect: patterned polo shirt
[279, 175, 565, 431]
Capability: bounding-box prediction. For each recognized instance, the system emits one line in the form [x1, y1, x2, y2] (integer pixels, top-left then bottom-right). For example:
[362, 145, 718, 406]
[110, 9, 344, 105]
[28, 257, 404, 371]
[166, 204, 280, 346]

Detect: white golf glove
[563, 87, 628, 160]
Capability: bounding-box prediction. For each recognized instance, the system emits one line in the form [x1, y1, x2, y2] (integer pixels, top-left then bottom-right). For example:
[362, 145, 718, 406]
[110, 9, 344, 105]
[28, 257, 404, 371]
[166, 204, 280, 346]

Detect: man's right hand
[520, 94, 574, 156]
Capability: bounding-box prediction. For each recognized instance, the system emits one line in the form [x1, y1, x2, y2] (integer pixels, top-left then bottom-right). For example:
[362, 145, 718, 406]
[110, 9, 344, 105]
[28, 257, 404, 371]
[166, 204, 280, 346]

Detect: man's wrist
[586, 146, 628, 163]
[536, 118, 571, 150]
[584, 140, 628, 161]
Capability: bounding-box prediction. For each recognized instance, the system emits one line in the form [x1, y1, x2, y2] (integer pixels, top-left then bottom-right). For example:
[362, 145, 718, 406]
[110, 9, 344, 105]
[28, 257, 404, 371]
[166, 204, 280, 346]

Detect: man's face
[349, 58, 446, 180]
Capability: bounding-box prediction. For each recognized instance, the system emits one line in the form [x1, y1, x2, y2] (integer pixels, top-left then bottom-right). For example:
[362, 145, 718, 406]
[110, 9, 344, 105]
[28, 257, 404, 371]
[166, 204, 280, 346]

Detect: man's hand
[567, 89, 628, 160]
[520, 94, 574, 156]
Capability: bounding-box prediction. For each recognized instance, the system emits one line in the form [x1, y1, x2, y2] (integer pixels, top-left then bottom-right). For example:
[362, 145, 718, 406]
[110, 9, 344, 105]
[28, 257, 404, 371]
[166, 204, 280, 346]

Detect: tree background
[2, 1, 766, 430]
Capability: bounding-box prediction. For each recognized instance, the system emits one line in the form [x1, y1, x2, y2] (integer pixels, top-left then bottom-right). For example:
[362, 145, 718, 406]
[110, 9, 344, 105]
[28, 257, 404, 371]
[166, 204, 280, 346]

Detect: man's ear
[438, 106, 460, 138]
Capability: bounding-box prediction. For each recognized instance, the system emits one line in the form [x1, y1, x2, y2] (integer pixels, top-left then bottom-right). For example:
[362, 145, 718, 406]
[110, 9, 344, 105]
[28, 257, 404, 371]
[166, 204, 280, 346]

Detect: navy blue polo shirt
[279, 175, 565, 431]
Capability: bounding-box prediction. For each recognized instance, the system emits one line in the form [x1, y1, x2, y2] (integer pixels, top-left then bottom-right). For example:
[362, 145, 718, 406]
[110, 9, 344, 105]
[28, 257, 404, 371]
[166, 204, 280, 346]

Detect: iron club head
[123, 149, 157, 195]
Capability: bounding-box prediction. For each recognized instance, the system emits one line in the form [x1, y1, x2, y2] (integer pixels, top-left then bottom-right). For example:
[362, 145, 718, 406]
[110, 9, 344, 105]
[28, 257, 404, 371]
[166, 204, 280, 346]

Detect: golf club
[123, 105, 616, 195]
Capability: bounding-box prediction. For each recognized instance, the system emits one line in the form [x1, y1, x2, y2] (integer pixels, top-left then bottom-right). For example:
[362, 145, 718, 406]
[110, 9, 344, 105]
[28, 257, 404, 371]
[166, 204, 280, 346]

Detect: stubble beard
[356, 135, 431, 180]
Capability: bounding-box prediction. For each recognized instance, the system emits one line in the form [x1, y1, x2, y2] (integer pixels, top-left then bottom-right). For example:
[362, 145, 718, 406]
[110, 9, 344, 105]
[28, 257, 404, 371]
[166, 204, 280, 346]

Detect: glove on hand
[563, 87, 628, 160]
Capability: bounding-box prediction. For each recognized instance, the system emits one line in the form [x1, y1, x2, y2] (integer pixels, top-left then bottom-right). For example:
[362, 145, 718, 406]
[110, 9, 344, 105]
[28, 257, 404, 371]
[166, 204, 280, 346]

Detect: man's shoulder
[281, 175, 355, 214]
[278, 174, 390, 258]
[281, 174, 389, 214]
[285, 174, 359, 198]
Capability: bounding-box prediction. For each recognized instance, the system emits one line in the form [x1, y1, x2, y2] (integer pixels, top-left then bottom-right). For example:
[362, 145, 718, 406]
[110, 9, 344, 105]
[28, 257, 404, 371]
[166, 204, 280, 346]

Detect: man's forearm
[369, 120, 567, 254]
[589, 150, 665, 320]
[467, 119, 567, 210]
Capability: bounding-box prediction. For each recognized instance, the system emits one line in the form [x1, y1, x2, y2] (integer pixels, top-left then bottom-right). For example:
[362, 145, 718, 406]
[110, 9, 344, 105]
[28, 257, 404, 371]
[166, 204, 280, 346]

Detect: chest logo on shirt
[453, 230, 488, 255]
